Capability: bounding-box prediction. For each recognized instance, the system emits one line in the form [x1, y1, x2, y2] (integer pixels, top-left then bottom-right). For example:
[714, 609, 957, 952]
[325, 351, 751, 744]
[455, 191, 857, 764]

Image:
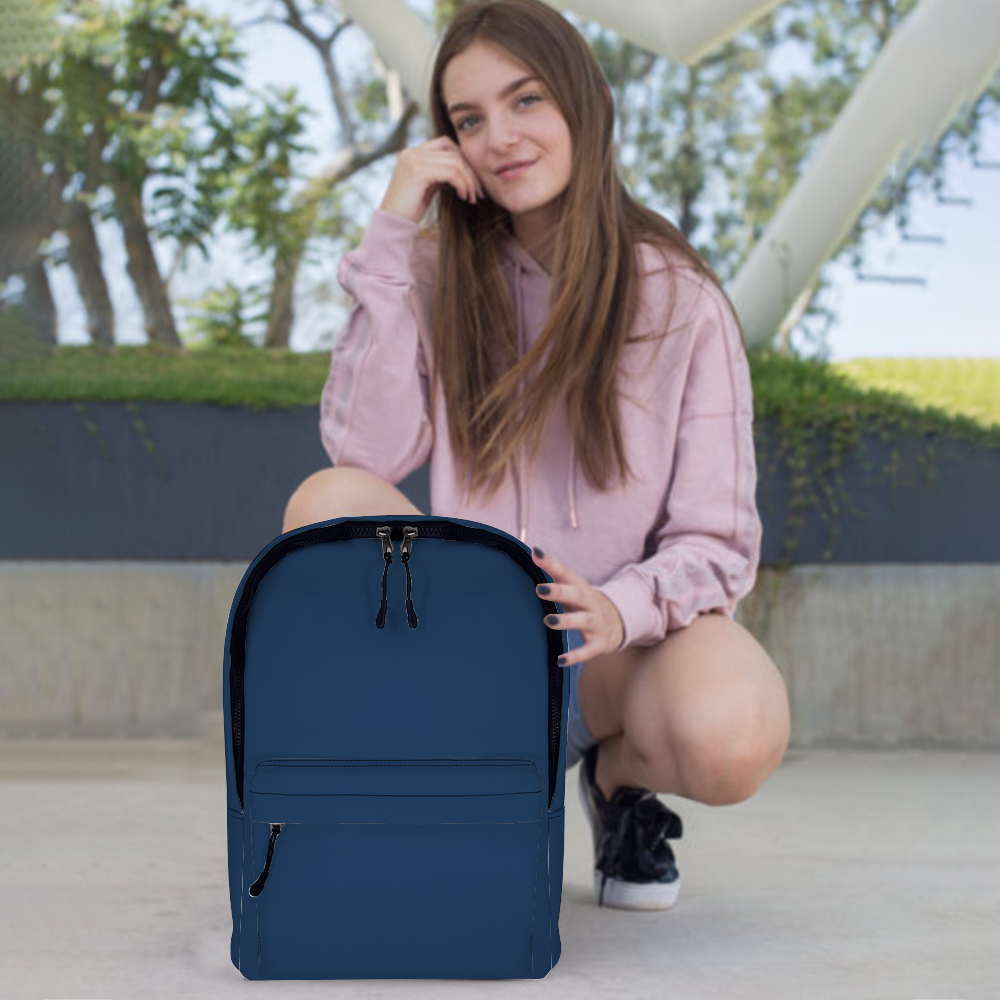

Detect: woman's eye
[456, 93, 541, 132]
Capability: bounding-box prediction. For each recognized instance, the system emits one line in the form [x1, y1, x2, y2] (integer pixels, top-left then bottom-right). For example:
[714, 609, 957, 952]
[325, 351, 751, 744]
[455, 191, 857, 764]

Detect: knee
[659, 706, 790, 807]
[679, 735, 769, 806]
[282, 466, 378, 533]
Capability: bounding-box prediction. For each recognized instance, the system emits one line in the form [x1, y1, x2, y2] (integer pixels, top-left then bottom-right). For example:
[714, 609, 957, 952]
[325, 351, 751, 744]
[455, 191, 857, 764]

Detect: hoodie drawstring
[568, 438, 578, 530]
[515, 271, 528, 543]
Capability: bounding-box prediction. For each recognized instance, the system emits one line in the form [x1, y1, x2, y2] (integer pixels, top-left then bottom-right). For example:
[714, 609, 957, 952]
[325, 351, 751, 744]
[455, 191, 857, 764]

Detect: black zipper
[248, 823, 284, 897]
[230, 519, 563, 813]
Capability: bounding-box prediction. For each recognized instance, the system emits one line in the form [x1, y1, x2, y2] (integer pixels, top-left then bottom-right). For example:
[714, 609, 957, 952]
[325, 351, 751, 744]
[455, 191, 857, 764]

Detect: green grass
[1, 342, 998, 446]
[0, 343, 331, 409]
[749, 350, 1000, 442]
[832, 357, 1000, 431]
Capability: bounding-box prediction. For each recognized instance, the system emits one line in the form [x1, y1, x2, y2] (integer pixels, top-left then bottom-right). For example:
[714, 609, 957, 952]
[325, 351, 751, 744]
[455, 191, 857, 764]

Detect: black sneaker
[577, 741, 683, 909]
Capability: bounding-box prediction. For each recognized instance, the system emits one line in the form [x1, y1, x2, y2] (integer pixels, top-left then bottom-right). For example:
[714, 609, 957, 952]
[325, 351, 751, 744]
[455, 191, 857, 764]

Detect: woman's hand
[531, 545, 625, 666]
[379, 135, 486, 225]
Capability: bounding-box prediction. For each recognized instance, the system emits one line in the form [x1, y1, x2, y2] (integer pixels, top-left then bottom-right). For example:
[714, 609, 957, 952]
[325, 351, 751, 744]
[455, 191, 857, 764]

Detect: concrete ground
[1, 738, 997, 1000]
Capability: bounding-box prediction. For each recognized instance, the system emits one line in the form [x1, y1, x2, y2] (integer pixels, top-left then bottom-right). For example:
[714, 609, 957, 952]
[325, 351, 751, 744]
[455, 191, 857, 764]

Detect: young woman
[284, 0, 791, 912]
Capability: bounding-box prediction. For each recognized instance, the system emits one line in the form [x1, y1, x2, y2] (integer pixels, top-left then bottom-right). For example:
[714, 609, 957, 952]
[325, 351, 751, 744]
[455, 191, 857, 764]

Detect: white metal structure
[338, 0, 1000, 347]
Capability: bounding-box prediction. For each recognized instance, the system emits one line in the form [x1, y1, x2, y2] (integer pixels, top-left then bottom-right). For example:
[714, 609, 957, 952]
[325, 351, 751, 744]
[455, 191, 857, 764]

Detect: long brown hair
[418, 0, 746, 506]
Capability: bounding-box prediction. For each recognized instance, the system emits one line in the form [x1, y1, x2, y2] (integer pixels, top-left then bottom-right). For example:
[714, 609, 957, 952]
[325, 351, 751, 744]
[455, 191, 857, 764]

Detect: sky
[48, 0, 1000, 360]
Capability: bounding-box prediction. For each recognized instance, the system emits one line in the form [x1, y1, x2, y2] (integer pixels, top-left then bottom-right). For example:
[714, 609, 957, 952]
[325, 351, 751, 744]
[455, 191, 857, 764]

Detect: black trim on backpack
[229, 519, 564, 813]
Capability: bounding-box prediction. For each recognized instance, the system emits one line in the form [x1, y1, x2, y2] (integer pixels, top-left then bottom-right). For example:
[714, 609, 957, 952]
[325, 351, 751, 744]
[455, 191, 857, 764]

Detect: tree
[0, 0, 63, 351]
[234, 0, 421, 348]
[1, 0, 311, 349]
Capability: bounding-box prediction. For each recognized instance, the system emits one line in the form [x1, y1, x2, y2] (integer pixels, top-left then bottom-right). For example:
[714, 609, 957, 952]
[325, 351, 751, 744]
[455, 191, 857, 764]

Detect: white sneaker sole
[578, 757, 681, 911]
[592, 869, 681, 910]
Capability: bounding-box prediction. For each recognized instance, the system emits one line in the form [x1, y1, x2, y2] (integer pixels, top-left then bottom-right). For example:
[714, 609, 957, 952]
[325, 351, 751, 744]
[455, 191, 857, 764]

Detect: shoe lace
[599, 790, 684, 902]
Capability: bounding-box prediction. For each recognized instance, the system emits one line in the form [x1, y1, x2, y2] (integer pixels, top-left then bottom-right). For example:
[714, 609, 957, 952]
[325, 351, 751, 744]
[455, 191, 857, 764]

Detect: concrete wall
[2, 561, 997, 748]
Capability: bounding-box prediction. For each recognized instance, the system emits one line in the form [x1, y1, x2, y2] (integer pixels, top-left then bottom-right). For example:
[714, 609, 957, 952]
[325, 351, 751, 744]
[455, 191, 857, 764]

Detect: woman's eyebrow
[447, 75, 540, 115]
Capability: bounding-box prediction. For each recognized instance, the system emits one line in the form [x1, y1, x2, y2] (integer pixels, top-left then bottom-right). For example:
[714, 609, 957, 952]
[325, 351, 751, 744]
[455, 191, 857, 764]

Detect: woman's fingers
[456, 162, 484, 201]
[423, 145, 481, 201]
[382, 139, 485, 220]
[532, 545, 585, 587]
[455, 165, 479, 201]
[543, 610, 588, 631]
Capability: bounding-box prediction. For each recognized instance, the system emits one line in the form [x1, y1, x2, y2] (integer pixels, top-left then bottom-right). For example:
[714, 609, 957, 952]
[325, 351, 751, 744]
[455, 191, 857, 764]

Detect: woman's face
[442, 40, 572, 238]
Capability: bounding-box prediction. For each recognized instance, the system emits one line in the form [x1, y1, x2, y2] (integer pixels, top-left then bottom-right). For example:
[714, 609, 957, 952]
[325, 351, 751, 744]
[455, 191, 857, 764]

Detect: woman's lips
[498, 160, 535, 179]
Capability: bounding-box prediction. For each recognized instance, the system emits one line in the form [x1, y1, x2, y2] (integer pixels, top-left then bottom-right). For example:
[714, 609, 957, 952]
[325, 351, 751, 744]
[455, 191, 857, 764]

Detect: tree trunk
[21, 255, 57, 346]
[62, 198, 115, 346]
[0, 80, 63, 342]
[263, 244, 306, 349]
[114, 180, 180, 347]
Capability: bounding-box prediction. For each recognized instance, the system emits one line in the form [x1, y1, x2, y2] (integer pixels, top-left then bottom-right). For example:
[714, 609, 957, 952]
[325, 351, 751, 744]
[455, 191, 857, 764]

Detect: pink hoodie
[320, 208, 762, 650]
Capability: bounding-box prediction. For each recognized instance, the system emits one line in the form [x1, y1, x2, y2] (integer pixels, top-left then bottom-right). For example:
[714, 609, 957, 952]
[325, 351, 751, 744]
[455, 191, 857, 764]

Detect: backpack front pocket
[247, 757, 544, 980]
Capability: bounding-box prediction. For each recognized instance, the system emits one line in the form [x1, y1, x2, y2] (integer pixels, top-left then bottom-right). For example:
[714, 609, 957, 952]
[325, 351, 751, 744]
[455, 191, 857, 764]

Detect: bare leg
[282, 467, 424, 534]
[576, 611, 791, 806]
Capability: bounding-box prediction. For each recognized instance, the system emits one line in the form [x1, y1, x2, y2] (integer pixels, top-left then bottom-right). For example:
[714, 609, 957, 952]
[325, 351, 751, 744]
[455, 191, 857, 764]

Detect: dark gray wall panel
[1, 403, 997, 562]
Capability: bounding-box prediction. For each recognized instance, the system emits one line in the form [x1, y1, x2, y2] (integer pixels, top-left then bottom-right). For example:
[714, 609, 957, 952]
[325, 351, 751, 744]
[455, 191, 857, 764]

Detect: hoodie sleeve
[319, 209, 434, 484]
[594, 282, 762, 649]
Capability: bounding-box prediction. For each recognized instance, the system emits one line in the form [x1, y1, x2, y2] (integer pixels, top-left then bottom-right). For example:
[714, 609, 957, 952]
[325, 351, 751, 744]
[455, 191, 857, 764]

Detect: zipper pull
[248, 822, 284, 897]
[401, 526, 418, 628]
[375, 526, 393, 628]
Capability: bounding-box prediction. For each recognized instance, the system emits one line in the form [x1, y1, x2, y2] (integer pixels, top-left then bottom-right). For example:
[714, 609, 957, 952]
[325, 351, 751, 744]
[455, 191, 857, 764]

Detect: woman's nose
[486, 114, 521, 151]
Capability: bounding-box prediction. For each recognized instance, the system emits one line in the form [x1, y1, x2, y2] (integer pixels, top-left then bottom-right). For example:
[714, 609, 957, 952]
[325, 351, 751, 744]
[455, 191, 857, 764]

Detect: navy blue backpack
[223, 514, 569, 980]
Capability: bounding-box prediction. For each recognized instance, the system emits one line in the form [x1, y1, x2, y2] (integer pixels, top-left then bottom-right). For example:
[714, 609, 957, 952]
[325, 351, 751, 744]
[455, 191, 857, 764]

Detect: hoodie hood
[498, 230, 579, 543]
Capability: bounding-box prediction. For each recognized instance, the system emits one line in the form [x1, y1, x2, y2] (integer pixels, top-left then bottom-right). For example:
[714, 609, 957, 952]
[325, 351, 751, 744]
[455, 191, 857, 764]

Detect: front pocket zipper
[248, 823, 284, 897]
[247, 756, 543, 979]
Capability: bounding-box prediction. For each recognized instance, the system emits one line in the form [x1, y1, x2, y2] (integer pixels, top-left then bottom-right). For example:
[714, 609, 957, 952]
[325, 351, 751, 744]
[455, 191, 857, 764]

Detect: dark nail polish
[557, 656, 566, 667]
[537, 584, 551, 595]
[533, 546, 544, 558]
[546, 615, 559, 626]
